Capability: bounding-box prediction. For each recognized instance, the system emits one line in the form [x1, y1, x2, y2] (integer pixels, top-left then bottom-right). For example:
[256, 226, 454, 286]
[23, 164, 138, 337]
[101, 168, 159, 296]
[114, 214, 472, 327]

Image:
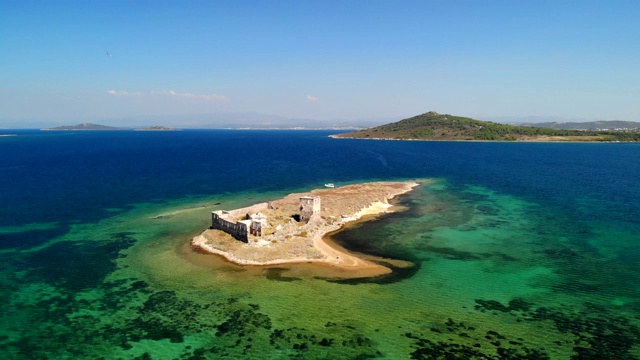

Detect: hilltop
[332, 112, 640, 142]
[41, 123, 125, 131]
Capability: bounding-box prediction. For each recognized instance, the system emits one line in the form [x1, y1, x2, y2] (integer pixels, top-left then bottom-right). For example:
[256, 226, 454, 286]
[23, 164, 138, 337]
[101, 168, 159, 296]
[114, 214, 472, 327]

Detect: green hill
[333, 112, 640, 142]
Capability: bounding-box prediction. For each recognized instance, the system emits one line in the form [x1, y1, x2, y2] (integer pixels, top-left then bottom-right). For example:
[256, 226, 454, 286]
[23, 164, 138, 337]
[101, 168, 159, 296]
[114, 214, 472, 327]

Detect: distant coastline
[191, 181, 420, 278]
[134, 126, 179, 131]
[41, 123, 126, 131]
[332, 111, 640, 142]
[37, 123, 359, 131]
[329, 134, 628, 143]
[41, 123, 181, 131]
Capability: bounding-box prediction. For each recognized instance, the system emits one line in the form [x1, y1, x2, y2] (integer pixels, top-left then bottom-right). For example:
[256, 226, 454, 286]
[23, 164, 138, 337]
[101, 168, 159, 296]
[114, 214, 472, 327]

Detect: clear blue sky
[1, 0, 639, 126]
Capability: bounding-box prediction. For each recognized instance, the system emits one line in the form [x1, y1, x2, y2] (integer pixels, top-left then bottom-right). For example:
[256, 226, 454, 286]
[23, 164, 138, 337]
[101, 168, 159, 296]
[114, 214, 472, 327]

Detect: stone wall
[211, 211, 249, 242]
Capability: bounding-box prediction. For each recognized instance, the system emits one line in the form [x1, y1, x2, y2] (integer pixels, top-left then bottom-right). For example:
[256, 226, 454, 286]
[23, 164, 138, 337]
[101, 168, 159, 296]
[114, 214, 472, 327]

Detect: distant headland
[40, 123, 180, 131]
[191, 181, 420, 278]
[134, 126, 179, 131]
[41, 123, 126, 131]
[331, 111, 640, 142]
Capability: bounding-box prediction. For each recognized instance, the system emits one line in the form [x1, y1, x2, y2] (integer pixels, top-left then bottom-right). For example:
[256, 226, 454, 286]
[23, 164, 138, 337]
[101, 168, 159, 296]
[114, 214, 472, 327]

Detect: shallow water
[1, 130, 639, 359]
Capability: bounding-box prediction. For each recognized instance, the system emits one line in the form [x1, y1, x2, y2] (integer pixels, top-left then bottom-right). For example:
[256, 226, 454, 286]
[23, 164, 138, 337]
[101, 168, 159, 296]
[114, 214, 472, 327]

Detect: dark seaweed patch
[268, 322, 382, 359]
[22, 232, 136, 292]
[539, 247, 582, 260]
[474, 298, 533, 313]
[216, 308, 272, 336]
[2, 277, 154, 359]
[0, 225, 70, 250]
[406, 317, 549, 359]
[419, 245, 482, 261]
[264, 268, 302, 282]
[124, 290, 210, 343]
[476, 204, 499, 216]
[473, 298, 640, 359]
[415, 243, 518, 263]
[525, 305, 640, 359]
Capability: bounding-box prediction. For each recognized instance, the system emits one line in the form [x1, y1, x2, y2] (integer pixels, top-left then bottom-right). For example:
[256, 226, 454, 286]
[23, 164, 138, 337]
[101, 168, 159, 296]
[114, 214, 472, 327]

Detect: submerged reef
[473, 298, 640, 359]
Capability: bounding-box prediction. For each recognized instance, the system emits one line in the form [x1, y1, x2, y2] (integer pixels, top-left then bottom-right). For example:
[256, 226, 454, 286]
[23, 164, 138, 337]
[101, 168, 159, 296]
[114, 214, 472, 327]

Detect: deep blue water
[2, 130, 638, 244]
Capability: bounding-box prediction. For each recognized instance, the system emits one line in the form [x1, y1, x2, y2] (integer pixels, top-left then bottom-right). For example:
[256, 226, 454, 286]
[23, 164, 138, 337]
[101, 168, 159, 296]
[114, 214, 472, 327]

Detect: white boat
[324, 183, 335, 188]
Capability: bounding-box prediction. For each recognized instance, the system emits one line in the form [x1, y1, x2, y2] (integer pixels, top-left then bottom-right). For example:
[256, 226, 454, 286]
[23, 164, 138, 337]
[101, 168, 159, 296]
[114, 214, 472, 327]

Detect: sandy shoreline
[191, 181, 420, 277]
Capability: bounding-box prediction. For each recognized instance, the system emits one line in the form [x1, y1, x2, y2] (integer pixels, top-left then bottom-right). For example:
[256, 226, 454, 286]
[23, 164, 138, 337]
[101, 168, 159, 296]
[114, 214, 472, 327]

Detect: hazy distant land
[32, 115, 640, 135]
[41, 123, 126, 131]
[522, 120, 640, 131]
[41, 123, 182, 131]
[333, 111, 640, 142]
[134, 126, 179, 131]
[37, 120, 364, 131]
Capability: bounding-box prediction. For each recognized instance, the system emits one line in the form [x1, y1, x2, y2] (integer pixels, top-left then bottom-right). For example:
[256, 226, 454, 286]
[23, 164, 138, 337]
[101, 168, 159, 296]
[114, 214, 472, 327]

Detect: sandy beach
[191, 181, 420, 277]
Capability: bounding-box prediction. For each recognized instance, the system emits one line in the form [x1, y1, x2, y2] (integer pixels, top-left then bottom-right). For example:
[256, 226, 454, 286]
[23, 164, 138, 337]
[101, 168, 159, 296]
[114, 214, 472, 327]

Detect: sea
[1, 129, 639, 359]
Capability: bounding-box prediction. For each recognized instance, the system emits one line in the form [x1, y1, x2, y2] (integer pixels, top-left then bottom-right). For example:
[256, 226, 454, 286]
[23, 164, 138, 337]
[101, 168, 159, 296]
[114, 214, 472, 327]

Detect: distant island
[332, 111, 640, 142]
[41, 123, 125, 131]
[134, 126, 179, 131]
[191, 181, 420, 278]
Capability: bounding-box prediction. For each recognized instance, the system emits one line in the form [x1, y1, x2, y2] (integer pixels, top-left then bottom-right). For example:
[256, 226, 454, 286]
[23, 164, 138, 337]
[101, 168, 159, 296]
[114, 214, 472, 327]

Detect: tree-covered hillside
[333, 112, 640, 142]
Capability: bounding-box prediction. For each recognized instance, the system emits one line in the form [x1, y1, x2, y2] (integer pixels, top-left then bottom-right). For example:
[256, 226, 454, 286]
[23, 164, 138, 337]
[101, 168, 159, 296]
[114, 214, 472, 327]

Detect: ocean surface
[1, 129, 639, 359]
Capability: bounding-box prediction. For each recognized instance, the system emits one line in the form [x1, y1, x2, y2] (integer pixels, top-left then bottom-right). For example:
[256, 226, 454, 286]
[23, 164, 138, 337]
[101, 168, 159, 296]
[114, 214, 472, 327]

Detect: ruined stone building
[211, 197, 322, 242]
[248, 212, 267, 236]
[211, 211, 267, 243]
[299, 196, 321, 223]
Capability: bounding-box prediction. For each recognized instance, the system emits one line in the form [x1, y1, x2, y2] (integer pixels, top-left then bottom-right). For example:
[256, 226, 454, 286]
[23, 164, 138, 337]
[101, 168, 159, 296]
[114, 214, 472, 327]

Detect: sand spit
[191, 181, 420, 277]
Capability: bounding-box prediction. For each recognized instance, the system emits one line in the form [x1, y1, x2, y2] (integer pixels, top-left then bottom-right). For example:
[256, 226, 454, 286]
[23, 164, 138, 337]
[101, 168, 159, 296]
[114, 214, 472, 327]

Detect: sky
[1, 0, 639, 127]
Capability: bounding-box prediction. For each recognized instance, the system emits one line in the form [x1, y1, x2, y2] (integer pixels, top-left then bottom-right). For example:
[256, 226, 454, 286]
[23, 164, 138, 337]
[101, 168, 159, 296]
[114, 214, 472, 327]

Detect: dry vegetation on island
[192, 181, 420, 274]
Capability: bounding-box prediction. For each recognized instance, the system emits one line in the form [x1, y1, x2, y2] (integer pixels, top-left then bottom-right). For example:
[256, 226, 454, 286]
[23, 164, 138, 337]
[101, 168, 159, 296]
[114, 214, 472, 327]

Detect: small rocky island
[192, 181, 419, 276]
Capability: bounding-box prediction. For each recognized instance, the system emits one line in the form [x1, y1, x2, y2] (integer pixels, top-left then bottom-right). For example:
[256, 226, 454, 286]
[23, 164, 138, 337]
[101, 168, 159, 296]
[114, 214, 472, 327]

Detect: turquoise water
[1, 130, 639, 359]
